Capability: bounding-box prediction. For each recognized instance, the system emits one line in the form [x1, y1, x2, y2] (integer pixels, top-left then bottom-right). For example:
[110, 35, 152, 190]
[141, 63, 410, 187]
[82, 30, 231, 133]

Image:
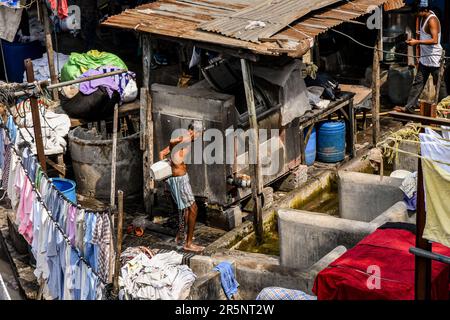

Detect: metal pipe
[410, 247, 450, 265]
[9, 69, 127, 97]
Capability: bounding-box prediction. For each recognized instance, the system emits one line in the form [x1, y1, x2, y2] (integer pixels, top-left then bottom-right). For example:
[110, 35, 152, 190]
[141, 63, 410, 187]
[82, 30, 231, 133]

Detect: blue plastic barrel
[304, 126, 316, 166]
[1, 40, 43, 83]
[317, 121, 346, 163]
[52, 178, 77, 204]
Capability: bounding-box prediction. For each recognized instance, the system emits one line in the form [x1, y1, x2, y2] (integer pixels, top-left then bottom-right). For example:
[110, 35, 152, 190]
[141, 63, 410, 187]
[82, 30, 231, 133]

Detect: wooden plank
[24, 60, 47, 172]
[112, 190, 125, 296]
[241, 58, 263, 244]
[40, 2, 59, 101]
[371, 39, 381, 145]
[142, 34, 155, 215]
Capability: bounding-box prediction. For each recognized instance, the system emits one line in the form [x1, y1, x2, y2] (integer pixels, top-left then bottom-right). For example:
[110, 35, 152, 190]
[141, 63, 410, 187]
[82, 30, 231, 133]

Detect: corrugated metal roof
[102, 0, 404, 58]
[199, 0, 343, 43]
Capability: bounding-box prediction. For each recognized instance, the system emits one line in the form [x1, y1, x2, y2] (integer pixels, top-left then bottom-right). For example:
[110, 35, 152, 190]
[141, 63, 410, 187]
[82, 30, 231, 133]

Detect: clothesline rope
[382, 145, 450, 168]
[1, 120, 113, 286]
[4, 127, 110, 284]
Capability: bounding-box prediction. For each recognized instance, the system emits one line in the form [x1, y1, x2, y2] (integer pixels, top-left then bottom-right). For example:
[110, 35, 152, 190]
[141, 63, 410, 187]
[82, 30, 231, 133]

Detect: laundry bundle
[0, 117, 114, 300]
[119, 251, 197, 300]
[59, 51, 137, 120]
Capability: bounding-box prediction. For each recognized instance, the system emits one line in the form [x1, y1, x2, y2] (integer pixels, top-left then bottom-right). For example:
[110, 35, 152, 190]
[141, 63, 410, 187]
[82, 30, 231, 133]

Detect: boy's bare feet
[183, 243, 205, 253]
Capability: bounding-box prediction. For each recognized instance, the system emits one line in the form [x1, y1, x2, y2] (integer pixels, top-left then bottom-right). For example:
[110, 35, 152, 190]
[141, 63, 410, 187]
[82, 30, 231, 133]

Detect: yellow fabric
[422, 159, 450, 247]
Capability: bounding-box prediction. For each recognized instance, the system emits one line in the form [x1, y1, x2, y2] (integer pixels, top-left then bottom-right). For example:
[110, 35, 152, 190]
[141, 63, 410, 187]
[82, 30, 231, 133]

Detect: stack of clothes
[59, 50, 138, 121]
[118, 250, 197, 300]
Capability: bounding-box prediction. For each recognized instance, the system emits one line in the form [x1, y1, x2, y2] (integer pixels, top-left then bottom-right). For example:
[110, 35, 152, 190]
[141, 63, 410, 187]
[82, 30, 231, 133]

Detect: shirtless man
[159, 122, 204, 253]
[394, 1, 447, 113]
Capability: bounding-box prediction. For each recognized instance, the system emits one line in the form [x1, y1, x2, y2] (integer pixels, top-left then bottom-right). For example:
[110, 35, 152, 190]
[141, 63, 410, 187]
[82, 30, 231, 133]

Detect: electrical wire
[329, 28, 450, 60]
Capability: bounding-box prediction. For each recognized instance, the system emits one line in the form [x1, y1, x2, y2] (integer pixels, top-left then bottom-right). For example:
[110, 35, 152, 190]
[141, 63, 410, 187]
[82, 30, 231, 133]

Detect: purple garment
[404, 193, 417, 211]
[79, 69, 119, 98]
[67, 205, 77, 246]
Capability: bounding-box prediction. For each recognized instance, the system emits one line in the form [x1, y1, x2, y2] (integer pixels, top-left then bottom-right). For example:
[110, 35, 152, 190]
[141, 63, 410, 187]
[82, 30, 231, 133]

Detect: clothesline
[23, 166, 109, 285]
[3, 122, 110, 284]
[1, 116, 110, 214]
[382, 145, 450, 168]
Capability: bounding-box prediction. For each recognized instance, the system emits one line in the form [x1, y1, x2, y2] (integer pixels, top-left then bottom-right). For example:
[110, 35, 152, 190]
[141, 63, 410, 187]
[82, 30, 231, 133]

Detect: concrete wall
[278, 201, 411, 270]
[338, 171, 404, 222]
[278, 209, 374, 270]
[189, 246, 347, 299]
[393, 141, 419, 173]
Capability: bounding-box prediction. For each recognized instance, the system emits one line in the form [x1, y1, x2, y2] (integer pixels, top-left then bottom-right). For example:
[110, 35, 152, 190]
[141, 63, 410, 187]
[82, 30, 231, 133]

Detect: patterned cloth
[166, 174, 195, 211]
[256, 287, 317, 300]
[92, 214, 113, 281]
[1, 144, 12, 190]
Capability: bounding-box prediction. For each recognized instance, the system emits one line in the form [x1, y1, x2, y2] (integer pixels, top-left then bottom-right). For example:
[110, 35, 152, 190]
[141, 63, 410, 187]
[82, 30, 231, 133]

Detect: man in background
[394, 1, 447, 113]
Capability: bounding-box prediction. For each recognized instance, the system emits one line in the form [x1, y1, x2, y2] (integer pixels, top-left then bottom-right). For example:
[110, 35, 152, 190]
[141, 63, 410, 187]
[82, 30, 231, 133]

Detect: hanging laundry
[92, 213, 113, 281]
[213, 262, 239, 300]
[420, 131, 450, 247]
[0, 5, 22, 41]
[46, 0, 68, 19]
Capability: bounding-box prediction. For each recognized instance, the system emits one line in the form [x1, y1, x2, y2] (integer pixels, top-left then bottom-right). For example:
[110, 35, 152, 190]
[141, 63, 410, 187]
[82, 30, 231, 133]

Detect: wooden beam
[24, 59, 47, 172]
[240, 58, 263, 244]
[388, 111, 450, 126]
[112, 190, 125, 296]
[371, 38, 381, 145]
[141, 35, 155, 215]
[40, 2, 59, 101]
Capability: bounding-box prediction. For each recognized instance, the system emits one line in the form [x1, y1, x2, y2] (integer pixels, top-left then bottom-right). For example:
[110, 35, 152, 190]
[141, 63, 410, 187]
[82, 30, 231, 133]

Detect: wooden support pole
[110, 103, 119, 209]
[113, 190, 125, 296]
[415, 156, 432, 300]
[371, 39, 381, 146]
[40, 1, 59, 101]
[141, 35, 155, 215]
[240, 58, 263, 244]
[24, 59, 47, 171]
[108, 103, 119, 284]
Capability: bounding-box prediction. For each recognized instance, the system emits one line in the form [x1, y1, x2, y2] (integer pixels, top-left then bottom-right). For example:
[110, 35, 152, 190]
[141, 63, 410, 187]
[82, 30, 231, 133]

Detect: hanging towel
[420, 131, 450, 247]
[213, 262, 239, 300]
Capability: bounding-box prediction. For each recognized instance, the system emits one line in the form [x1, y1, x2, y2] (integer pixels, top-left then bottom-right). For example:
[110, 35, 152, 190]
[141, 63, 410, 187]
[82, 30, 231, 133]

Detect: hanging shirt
[420, 131, 450, 247]
[46, 225, 63, 300]
[34, 205, 50, 282]
[75, 208, 85, 253]
[0, 128, 5, 172]
[17, 170, 34, 244]
[92, 214, 112, 281]
[67, 205, 77, 246]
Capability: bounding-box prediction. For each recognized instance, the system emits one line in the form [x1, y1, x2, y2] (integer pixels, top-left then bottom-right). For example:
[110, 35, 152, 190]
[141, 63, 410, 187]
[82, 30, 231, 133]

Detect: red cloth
[313, 229, 450, 300]
[47, 0, 69, 19]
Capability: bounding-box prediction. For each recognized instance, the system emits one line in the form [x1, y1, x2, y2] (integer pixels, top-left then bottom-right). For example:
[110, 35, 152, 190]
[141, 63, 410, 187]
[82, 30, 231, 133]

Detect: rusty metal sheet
[199, 0, 343, 43]
[102, 0, 402, 57]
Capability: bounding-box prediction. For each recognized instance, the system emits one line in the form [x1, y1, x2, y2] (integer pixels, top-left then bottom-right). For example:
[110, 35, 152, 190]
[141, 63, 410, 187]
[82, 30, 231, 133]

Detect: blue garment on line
[0, 128, 5, 170]
[6, 115, 17, 144]
[213, 262, 239, 299]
